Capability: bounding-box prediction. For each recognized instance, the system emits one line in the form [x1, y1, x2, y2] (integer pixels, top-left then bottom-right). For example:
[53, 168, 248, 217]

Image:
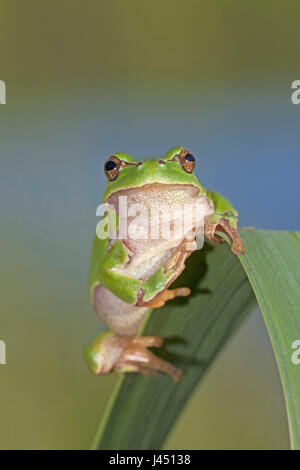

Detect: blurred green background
[1, 0, 299, 449]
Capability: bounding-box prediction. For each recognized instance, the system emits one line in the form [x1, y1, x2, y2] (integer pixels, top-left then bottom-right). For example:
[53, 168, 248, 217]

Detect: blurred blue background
[0, 0, 299, 449]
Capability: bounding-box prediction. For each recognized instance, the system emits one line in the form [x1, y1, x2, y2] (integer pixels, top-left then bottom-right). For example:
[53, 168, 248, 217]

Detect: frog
[85, 147, 245, 382]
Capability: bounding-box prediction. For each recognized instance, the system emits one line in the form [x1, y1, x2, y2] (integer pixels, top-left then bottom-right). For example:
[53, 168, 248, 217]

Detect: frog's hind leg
[85, 331, 182, 383]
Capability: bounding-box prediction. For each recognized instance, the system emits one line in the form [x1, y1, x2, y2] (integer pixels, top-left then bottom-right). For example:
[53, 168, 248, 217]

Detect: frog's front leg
[85, 330, 182, 382]
[136, 239, 193, 308]
[97, 239, 193, 308]
[205, 190, 245, 256]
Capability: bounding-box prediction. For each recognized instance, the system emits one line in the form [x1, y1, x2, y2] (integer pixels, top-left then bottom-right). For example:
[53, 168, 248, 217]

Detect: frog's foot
[85, 332, 182, 382]
[205, 217, 245, 256]
[116, 336, 183, 382]
[148, 287, 191, 308]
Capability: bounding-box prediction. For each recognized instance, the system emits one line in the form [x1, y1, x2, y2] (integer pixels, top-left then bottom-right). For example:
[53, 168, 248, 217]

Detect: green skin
[85, 147, 243, 378]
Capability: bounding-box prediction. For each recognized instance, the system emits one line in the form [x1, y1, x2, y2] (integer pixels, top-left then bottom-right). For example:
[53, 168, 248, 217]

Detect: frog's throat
[105, 182, 204, 205]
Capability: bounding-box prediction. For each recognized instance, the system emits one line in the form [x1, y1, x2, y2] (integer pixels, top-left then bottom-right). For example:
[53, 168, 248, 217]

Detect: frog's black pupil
[105, 160, 116, 171]
[185, 153, 195, 162]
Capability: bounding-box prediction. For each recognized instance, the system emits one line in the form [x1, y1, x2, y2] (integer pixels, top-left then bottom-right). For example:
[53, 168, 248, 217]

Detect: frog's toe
[148, 287, 191, 308]
[132, 335, 164, 347]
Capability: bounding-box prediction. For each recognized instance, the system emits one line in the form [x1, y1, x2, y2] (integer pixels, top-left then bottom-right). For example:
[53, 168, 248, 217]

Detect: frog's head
[103, 147, 204, 201]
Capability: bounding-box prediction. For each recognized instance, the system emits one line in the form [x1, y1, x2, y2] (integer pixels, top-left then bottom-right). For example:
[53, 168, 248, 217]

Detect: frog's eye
[173, 150, 196, 173]
[104, 156, 121, 181]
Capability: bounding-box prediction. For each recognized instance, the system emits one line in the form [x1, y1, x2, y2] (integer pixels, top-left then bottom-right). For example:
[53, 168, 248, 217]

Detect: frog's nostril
[158, 160, 166, 165]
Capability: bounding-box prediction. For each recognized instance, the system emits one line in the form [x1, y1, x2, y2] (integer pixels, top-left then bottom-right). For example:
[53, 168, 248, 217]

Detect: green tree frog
[85, 147, 245, 382]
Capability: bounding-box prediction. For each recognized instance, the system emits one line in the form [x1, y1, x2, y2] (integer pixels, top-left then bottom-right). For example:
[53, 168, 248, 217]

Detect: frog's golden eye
[173, 149, 196, 173]
[104, 156, 121, 181]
